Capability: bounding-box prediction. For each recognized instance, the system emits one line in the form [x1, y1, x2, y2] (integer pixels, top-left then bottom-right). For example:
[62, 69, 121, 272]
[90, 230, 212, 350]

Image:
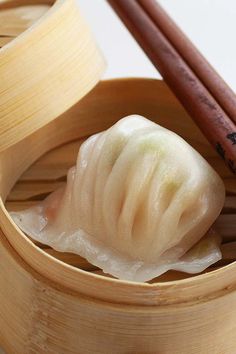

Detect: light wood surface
[0, 78, 236, 354]
[0, 4, 50, 52]
[0, 0, 105, 152]
[0, 5, 49, 36]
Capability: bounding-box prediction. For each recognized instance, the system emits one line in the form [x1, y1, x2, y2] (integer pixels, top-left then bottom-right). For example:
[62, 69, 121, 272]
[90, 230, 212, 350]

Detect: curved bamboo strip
[0, 0, 105, 151]
[0, 5, 49, 37]
[0, 79, 236, 353]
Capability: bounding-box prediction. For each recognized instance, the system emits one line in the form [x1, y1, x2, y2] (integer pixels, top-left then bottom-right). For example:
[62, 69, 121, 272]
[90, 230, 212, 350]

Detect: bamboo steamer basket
[1, 78, 236, 354]
[0, 3, 236, 354]
[0, 0, 105, 151]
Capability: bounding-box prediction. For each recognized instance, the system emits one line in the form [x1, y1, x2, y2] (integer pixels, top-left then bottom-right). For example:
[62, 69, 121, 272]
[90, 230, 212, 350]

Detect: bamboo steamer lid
[0, 0, 106, 151]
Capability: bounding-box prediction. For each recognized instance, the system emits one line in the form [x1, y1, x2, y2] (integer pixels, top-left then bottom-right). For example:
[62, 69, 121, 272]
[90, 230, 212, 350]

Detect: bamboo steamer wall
[0, 0, 105, 151]
[0, 2, 236, 354]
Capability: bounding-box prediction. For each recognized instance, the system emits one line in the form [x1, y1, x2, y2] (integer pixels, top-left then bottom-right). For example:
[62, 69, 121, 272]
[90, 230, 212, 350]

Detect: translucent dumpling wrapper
[11, 115, 225, 282]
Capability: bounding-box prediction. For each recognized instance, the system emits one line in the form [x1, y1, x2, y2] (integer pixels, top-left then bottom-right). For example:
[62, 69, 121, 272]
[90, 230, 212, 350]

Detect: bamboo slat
[45, 249, 99, 271]
[214, 215, 236, 242]
[0, 5, 49, 35]
[221, 242, 236, 263]
[223, 196, 236, 213]
[7, 181, 65, 201]
[0, 4, 49, 50]
[5, 201, 37, 210]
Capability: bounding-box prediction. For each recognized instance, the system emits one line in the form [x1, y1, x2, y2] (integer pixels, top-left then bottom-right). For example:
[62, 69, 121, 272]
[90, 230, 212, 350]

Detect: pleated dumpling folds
[11, 116, 225, 282]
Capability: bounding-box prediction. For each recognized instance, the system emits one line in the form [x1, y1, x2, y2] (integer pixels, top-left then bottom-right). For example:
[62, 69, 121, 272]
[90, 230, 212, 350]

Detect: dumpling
[11, 115, 225, 282]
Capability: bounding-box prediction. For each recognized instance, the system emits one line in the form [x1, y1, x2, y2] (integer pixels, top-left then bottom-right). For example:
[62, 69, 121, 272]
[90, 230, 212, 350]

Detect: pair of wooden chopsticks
[107, 0, 236, 174]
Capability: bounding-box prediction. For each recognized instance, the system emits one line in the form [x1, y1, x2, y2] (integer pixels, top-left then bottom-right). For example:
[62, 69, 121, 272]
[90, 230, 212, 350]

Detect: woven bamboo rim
[0, 78, 235, 306]
[0, 0, 105, 151]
